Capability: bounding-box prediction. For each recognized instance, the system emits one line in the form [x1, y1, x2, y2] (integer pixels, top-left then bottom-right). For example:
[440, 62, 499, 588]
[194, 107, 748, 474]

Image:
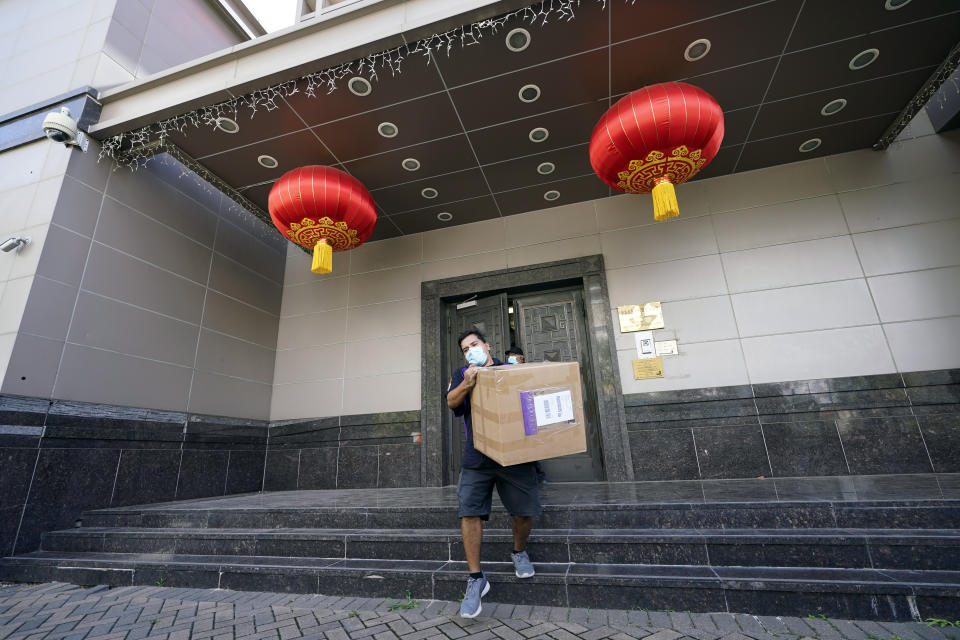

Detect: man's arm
[446, 365, 479, 409]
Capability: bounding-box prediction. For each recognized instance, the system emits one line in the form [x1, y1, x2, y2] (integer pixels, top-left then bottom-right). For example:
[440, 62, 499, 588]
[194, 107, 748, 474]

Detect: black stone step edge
[83, 498, 960, 517]
[2, 552, 958, 597]
[39, 526, 960, 542]
[76, 500, 960, 530]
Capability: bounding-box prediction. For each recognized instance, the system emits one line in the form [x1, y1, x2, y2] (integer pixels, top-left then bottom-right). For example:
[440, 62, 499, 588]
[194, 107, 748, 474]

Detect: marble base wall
[625, 369, 959, 481]
[0, 396, 268, 557]
[265, 411, 422, 491]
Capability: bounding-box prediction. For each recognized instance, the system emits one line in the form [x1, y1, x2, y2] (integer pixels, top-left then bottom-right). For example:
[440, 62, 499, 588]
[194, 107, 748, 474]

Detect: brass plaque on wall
[632, 357, 664, 379]
[618, 302, 664, 332]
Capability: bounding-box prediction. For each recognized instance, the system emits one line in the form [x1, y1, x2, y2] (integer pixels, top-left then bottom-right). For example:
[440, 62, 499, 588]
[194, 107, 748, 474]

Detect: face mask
[507, 356, 518, 365]
[465, 346, 487, 366]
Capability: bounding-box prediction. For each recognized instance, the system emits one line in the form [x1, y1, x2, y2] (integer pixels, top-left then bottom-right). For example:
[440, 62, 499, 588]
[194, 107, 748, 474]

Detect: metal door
[513, 288, 605, 481]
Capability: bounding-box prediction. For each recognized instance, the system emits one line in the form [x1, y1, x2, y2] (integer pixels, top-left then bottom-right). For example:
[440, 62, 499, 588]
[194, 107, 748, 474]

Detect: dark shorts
[457, 463, 542, 519]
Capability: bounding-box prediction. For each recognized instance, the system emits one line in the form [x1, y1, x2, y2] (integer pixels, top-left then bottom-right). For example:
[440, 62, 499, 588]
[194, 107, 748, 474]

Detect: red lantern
[589, 82, 724, 221]
[268, 166, 377, 274]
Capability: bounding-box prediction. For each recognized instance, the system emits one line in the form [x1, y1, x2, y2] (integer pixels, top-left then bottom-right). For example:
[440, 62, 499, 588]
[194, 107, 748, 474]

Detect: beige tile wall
[1, 142, 285, 420]
[273, 118, 960, 419]
[0, 141, 73, 385]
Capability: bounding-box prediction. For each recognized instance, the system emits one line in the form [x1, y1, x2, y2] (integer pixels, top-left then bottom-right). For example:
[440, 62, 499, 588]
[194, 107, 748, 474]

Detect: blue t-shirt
[446, 359, 504, 469]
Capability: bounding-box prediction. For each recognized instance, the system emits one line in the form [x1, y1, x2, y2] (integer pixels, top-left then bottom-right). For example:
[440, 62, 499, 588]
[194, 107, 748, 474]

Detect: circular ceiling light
[848, 48, 879, 70]
[518, 84, 541, 103]
[437, 212, 453, 222]
[421, 187, 438, 199]
[505, 28, 531, 52]
[684, 38, 711, 62]
[215, 117, 239, 133]
[401, 158, 421, 171]
[884, 0, 912, 9]
[544, 190, 560, 201]
[537, 161, 555, 175]
[377, 122, 398, 138]
[257, 155, 278, 168]
[348, 76, 372, 96]
[798, 138, 822, 153]
[820, 98, 847, 116]
[528, 127, 549, 143]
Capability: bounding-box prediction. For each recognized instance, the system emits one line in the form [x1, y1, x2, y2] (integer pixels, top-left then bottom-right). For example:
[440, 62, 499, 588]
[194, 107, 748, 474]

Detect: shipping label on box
[520, 388, 575, 434]
[471, 361, 587, 466]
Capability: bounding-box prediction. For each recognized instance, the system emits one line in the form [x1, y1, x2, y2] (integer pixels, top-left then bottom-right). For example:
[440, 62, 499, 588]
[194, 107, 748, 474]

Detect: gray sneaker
[459, 573, 490, 618]
[511, 550, 535, 578]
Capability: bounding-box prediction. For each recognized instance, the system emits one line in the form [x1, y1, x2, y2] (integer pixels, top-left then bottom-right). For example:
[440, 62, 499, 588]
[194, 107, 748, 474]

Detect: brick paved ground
[1, 582, 956, 640]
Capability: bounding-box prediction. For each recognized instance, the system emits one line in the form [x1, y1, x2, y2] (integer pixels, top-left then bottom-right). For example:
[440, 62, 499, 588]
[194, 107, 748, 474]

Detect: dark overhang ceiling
[118, 0, 960, 241]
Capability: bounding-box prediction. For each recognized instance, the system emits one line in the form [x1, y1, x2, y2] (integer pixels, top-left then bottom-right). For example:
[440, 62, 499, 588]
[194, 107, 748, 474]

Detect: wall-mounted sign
[618, 302, 664, 332]
[655, 340, 679, 356]
[635, 331, 656, 359]
[632, 357, 664, 379]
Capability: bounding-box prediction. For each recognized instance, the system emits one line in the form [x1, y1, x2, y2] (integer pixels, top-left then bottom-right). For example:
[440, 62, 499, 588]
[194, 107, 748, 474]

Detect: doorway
[443, 287, 605, 481]
[421, 255, 632, 487]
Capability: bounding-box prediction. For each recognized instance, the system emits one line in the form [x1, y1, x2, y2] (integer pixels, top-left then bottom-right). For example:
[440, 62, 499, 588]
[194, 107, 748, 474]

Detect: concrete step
[38, 527, 960, 571]
[79, 499, 960, 530]
[1, 551, 956, 621]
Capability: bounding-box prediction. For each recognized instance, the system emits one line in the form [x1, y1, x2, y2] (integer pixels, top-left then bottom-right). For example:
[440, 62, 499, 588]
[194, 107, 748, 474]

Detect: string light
[99, 0, 620, 170]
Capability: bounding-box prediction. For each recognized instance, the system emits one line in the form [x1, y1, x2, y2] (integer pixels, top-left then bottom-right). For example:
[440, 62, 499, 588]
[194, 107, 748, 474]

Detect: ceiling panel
[751, 66, 932, 140]
[609, 0, 758, 43]
[365, 217, 404, 242]
[371, 167, 490, 215]
[494, 174, 608, 216]
[767, 12, 960, 100]
[736, 113, 893, 172]
[169, 100, 307, 160]
[692, 144, 741, 181]
[721, 106, 759, 147]
[282, 56, 446, 127]
[240, 183, 271, 211]
[483, 143, 593, 193]
[787, 0, 960, 52]
[389, 195, 500, 234]
[202, 129, 337, 188]
[682, 58, 779, 112]
[468, 100, 607, 165]
[311, 91, 463, 162]
[611, 0, 802, 96]
[449, 48, 609, 131]
[342, 134, 477, 190]
[431, 1, 608, 88]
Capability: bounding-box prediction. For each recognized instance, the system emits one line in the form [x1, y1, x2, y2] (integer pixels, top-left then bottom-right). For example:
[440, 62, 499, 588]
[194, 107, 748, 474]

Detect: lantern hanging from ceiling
[268, 165, 377, 274]
[589, 82, 724, 221]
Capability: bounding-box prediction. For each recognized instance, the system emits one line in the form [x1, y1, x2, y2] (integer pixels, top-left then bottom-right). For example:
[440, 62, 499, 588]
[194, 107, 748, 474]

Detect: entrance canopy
[89, 0, 960, 241]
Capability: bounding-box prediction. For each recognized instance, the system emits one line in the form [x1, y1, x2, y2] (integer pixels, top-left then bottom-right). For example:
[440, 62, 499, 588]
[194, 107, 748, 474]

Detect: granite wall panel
[0, 394, 268, 556]
[625, 369, 957, 481]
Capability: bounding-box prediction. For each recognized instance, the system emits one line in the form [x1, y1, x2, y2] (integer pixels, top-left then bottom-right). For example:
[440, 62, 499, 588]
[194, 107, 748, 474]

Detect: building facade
[1, 0, 958, 559]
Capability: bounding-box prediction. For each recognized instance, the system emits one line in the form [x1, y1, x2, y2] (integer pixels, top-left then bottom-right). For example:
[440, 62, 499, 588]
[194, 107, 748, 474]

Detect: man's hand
[462, 365, 480, 388]
[446, 365, 480, 409]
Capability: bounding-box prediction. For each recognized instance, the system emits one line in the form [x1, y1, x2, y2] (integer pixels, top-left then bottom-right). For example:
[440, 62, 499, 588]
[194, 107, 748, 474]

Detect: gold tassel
[311, 238, 332, 274]
[651, 179, 680, 221]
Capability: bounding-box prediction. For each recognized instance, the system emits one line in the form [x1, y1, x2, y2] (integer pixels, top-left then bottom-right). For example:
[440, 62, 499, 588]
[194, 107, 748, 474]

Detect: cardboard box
[471, 361, 587, 466]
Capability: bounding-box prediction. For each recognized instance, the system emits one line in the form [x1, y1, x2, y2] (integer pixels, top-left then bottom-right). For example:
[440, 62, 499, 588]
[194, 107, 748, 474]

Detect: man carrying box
[445, 329, 540, 619]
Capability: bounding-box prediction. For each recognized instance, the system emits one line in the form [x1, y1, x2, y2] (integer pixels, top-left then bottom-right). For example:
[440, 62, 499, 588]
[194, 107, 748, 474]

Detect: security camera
[42, 107, 88, 151]
[0, 237, 29, 253]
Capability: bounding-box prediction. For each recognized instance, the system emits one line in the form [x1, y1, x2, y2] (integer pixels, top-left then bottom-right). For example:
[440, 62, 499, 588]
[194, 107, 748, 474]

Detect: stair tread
[49, 526, 960, 537]
[6, 551, 960, 584]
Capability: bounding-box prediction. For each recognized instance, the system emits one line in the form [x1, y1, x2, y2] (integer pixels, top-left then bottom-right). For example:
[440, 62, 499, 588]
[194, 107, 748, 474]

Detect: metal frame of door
[420, 254, 633, 486]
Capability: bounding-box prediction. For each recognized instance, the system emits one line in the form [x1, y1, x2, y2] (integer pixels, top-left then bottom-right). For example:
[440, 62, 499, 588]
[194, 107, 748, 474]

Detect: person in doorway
[505, 346, 525, 364]
[503, 347, 547, 486]
[445, 329, 540, 618]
